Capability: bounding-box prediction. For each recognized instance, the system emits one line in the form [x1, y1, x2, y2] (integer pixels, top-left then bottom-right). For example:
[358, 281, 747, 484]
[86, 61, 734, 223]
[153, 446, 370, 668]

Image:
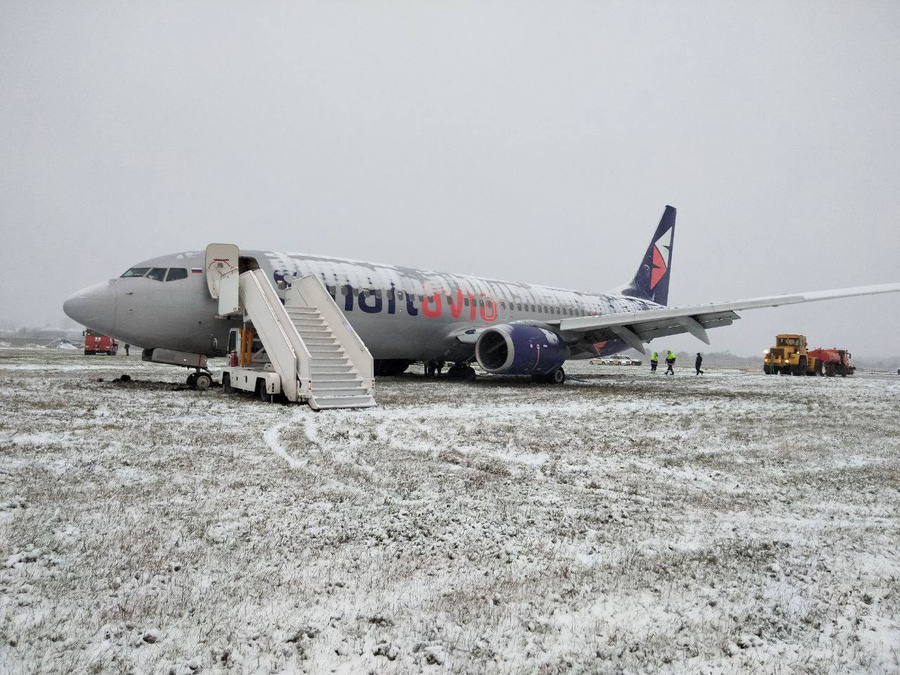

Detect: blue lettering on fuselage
[406, 293, 418, 317]
[359, 291, 382, 314]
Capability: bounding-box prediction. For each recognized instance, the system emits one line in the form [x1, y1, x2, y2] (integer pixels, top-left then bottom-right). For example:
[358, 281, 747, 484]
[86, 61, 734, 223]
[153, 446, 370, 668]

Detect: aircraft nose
[63, 281, 117, 333]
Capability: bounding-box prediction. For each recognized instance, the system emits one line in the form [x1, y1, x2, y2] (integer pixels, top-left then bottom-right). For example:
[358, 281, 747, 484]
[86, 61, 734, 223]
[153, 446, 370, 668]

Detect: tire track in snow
[263, 411, 310, 469]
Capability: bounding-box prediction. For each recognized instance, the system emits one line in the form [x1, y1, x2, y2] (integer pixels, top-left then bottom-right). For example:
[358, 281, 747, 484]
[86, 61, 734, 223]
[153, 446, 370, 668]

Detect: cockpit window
[166, 268, 188, 281]
[146, 268, 167, 281]
[121, 267, 150, 278]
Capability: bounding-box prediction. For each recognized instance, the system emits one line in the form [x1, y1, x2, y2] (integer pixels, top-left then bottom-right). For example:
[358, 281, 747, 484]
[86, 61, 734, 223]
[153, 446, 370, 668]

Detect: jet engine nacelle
[475, 324, 569, 375]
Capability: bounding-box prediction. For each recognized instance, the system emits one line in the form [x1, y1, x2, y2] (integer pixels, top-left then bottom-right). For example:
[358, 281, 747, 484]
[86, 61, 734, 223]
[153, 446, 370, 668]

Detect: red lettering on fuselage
[480, 296, 498, 322]
[422, 292, 442, 318]
[448, 290, 467, 319]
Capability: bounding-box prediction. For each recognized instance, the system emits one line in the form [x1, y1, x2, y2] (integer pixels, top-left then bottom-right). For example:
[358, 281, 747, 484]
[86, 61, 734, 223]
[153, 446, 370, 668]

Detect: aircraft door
[205, 243, 240, 315]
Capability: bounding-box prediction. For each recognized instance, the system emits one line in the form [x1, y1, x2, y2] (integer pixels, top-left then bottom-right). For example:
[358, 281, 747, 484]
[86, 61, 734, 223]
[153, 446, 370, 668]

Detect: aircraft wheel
[195, 372, 213, 390]
[448, 364, 476, 380]
[186, 372, 198, 387]
[549, 367, 566, 385]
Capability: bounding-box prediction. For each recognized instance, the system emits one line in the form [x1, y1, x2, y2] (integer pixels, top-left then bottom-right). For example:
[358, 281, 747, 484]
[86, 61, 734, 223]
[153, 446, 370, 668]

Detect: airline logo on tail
[622, 205, 676, 305]
[650, 245, 668, 290]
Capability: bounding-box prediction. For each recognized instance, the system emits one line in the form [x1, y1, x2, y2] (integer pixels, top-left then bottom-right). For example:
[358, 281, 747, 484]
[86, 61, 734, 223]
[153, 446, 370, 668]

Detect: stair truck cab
[221, 327, 284, 402]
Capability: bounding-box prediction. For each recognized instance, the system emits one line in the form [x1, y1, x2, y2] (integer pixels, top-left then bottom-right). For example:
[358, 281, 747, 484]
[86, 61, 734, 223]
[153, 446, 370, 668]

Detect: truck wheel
[195, 373, 212, 390]
[222, 373, 232, 394]
[256, 379, 270, 402]
[763, 365, 770, 374]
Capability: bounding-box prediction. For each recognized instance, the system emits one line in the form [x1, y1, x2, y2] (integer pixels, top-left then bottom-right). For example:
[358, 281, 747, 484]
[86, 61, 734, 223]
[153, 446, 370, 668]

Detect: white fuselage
[64, 248, 657, 362]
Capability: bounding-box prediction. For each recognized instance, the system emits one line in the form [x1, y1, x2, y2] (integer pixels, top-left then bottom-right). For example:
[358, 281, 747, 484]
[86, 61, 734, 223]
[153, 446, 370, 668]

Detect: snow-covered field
[1, 348, 898, 674]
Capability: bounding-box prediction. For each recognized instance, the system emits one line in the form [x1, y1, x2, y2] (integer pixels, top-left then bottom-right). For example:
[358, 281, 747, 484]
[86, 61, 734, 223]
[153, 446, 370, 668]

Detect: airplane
[63, 206, 900, 385]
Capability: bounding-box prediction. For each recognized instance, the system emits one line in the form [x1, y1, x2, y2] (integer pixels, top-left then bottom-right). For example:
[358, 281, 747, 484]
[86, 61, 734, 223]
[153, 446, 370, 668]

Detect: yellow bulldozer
[763, 334, 818, 376]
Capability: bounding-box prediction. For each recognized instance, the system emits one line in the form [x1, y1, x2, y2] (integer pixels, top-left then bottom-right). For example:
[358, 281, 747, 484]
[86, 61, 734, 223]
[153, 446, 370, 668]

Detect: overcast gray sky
[2, 1, 899, 356]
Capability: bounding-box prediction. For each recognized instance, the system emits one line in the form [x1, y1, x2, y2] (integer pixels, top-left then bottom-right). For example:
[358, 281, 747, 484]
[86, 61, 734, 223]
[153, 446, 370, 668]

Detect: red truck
[83, 329, 119, 355]
[807, 348, 854, 377]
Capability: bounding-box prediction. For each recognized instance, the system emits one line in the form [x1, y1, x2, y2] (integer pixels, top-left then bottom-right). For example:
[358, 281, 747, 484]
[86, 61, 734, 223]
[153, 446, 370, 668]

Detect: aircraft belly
[348, 311, 451, 360]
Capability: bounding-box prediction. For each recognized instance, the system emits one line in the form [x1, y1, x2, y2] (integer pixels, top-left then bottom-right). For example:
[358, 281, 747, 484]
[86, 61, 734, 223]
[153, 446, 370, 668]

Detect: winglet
[621, 205, 676, 306]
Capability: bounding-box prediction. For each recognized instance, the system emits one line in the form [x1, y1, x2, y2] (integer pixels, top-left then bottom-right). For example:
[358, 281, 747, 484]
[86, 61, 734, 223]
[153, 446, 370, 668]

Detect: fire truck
[83, 329, 118, 355]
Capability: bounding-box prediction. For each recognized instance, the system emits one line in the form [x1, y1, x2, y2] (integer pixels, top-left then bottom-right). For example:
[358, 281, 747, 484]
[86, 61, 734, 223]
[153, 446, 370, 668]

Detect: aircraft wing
[552, 283, 900, 354]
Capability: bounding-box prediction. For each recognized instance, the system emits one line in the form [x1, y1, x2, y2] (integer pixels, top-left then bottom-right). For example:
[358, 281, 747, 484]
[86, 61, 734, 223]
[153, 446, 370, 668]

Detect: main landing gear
[186, 369, 213, 390]
[446, 363, 477, 381]
[532, 367, 566, 385]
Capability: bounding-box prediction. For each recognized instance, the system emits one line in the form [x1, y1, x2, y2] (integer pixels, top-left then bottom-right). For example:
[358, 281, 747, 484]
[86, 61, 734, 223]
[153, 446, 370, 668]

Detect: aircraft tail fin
[621, 205, 676, 306]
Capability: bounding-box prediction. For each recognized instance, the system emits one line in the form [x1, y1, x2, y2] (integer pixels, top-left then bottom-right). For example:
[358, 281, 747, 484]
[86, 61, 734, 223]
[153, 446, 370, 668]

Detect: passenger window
[120, 267, 150, 278]
[166, 268, 188, 281]
[516, 303, 522, 311]
[146, 268, 167, 281]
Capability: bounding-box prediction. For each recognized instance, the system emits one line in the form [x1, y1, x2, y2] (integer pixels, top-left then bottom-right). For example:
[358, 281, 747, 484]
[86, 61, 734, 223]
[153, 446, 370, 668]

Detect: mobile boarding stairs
[206, 244, 376, 410]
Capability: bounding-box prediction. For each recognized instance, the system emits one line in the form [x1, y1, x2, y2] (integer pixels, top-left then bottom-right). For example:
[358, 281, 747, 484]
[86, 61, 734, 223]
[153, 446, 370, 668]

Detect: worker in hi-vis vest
[665, 350, 676, 375]
[650, 352, 659, 373]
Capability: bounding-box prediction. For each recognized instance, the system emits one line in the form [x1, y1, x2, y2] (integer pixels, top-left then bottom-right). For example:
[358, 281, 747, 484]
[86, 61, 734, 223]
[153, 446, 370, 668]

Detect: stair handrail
[240, 270, 312, 400]
[289, 275, 374, 393]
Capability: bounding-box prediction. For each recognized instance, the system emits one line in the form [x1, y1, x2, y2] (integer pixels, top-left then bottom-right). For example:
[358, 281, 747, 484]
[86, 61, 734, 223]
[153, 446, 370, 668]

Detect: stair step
[314, 378, 364, 389]
[311, 368, 354, 376]
[314, 373, 361, 383]
[311, 394, 377, 410]
[313, 386, 367, 397]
